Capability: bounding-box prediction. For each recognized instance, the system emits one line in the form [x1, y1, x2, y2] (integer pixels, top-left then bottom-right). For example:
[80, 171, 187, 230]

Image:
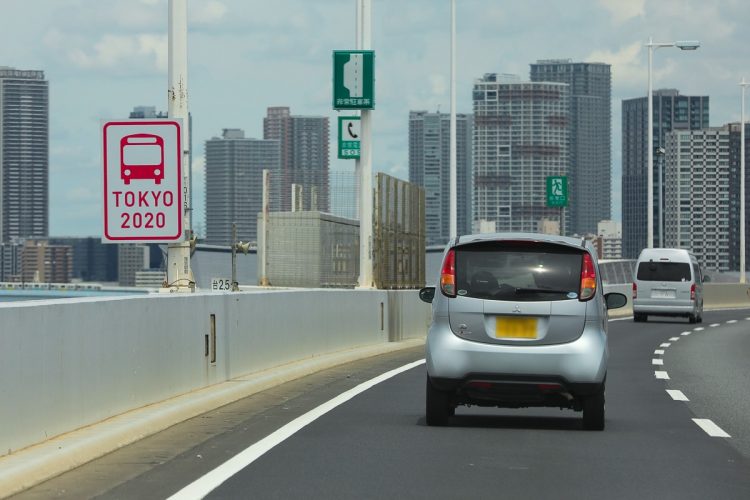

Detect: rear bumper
[426, 317, 607, 386]
[633, 300, 697, 315]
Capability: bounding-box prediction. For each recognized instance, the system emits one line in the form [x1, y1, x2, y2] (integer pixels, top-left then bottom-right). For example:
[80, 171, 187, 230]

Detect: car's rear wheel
[688, 313, 697, 324]
[634, 313, 646, 322]
[426, 377, 452, 426]
[582, 385, 605, 431]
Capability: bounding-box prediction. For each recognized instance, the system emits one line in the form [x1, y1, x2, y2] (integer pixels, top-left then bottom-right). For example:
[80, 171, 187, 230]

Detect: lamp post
[740, 78, 749, 283]
[656, 147, 665, 247]
[646, 37, 700, 249]
[449, 0, 457, 241]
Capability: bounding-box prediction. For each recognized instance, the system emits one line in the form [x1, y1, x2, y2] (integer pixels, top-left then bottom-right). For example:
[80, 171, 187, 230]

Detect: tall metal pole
[647, 37, 654, 250]
[166, 0, 193, 291]
[259, 169, 270, 286]
[741, 78, 748, 283]
[658, 149, 663, 247]
[449, 0, 457, 241]
[357, 0, 374, 288]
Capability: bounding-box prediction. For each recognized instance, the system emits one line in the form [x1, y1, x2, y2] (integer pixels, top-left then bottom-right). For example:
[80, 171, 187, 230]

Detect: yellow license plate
[496, 317, 538, 339]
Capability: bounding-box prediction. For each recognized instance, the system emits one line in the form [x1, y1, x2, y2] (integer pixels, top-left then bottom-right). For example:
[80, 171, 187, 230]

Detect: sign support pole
[357, 0, 374, 289]
[166, 0, 193, 292]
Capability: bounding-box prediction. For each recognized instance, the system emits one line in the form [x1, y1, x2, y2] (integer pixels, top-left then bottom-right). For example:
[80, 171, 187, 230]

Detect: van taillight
[579, 253, 597, 301]
[440, 249, 456, 297]
[632, 282, 637, 300]
[690, 283, 696, 301]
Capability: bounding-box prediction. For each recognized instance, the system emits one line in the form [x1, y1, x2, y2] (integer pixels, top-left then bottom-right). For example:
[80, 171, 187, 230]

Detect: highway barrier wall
[0, 289, 431, 458]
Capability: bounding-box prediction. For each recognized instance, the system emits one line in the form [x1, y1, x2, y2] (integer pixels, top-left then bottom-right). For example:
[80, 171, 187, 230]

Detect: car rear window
[636, 262, 691, 282]
[455, 241, 583, 301]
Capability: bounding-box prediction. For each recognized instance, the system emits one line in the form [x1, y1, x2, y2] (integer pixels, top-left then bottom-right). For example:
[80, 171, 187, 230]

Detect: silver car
[419, 233, 627, 430]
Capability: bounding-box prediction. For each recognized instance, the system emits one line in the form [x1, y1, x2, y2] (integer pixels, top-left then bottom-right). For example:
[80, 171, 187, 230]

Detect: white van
[632, 248, 704, 323]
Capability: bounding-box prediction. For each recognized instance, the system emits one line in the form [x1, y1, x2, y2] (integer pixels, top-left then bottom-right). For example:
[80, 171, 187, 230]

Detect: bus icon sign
[120, 134, 165, 185]
[102, 119, 183, 243]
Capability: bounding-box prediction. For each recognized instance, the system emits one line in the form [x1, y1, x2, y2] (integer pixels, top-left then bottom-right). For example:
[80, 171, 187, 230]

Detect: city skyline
[1, 1, 749, 237]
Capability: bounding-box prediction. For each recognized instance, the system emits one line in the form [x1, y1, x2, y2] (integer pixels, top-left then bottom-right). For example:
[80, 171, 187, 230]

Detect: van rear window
[636, 262, 691, 282]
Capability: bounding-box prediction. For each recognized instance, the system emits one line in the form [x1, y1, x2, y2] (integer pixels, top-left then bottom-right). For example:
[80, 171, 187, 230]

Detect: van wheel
[582, 385, 605, 431]
[426, 377, 452, 426]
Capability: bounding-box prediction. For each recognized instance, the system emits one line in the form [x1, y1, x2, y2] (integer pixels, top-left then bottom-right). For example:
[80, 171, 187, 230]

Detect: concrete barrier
[0, 289, 430, 460]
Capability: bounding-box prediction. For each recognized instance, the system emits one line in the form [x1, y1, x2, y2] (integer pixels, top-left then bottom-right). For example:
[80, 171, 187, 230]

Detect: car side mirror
[419, 287, 435, 303]
[604, 292, 627, 310]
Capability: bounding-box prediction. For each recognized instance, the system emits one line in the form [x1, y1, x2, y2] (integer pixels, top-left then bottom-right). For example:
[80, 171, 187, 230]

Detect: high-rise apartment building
[20, 240, 73, 283]
[597, 220, 622, 259]
[664, 127, 730, 272]
[621, 89, 709, 258]
[472, 74, 569, 233]
[263, 107, 329, 212]
[204, 129, 281, 246]
[0, 68, 49, 243]
[408, 111, 473, 245]
[530, 60, 611, 236]
[49, 236, 119, 282]
[118, 244, 150, 287]
[727, 122, 750, 271]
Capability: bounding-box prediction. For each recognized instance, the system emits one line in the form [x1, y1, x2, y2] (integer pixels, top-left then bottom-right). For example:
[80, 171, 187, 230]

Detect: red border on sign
[103, 120, 183, 241]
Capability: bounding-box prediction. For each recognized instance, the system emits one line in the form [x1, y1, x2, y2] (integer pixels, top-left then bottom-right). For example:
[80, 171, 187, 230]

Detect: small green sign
[333, 50, 374, 110]
[546, 176, 568, 207]
[338, 116, 361, 159]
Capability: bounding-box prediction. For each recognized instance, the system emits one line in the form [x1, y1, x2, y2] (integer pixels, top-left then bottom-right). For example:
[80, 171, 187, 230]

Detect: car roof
[455, 232, 589, 251]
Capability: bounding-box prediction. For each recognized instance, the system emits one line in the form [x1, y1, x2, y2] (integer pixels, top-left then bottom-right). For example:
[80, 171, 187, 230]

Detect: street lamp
[740, 78, 749, 283]
[646, 37, 700, 249]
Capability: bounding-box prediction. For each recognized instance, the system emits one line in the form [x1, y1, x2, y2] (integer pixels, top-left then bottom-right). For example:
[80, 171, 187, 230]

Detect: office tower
[621, 89, 709, 258]
[20, 240, 73, 283]
[49, 236, 119, 282]
[727, 122, 750, 271]
[204, 129, 281, 246]
[408, 111, 473, 245]
[597, 220, 622, 259]
[530, 60, 612, 236]
[664, 127, 729, 272]
[118, 244, 150, 287]
[0, 68, 49, 243]
[472, 74, 569, 233]
[263, 107, 329, 212]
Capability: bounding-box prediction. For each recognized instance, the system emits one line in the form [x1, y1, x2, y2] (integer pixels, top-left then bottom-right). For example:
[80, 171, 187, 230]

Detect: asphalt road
[13, 310, 750, 500]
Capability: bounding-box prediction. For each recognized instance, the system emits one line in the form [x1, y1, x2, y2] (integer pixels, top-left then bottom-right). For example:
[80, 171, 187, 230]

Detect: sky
[1, 0, 748, 238]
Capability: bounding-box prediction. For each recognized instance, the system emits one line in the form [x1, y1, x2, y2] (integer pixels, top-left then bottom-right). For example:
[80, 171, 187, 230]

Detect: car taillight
[690, 283, 696, 301]
[632, 282, 637, 300]
[440, 249, 456, 297]
[579, 253, 597, 301]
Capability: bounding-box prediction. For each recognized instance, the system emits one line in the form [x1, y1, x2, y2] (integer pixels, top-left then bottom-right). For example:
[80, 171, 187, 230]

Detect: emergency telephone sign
[102, 120, 183, 242]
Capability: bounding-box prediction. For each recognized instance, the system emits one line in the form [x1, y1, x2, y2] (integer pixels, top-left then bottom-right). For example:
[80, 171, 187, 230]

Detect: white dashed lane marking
[652, 358, 664, 366]
[709, 323, 720, 328]
[655, 371, 670, 380]
[669, 337, 680, 341]
[681, 332, 691, 336]
[693, 419, 731, 438]
[667, 390, 689, 401]
[654, 349, 665, 355]
[693, 327, 705, 331]
[660, 342, 671, 347]
[727, 320, 737, 324]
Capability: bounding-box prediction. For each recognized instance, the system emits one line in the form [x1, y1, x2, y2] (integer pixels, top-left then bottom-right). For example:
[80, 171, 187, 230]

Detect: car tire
[426, 377, 452, 426]
[688, 314, 697, 324]
[634, 313, 646, 322]
[582, 386, 605, 431]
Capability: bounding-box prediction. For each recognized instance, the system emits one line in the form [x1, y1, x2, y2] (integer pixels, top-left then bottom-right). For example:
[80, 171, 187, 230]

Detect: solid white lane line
[652, 358, 664, 366]
[167, 359, 427, 500]
[660, 343, 671, 347]
[667, 390, 689, 401]
[727, 320, 737, 324]
[654, 349, 665, 355]
[669, 337, 680, 341]
[655, 371, 670, 380]
[693, 419, 731, 438]
[709, 323, 720, 328]
[681, 332, 691, 336]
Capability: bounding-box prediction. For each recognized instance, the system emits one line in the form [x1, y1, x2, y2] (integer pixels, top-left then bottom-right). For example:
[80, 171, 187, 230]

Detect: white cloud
[190, 0, 228, 25]
[598, 0, 645, 23]
[68, 34, 168, 74]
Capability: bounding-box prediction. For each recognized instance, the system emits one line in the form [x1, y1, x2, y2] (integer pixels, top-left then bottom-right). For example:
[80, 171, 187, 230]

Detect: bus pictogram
[120, 133, 165, 185]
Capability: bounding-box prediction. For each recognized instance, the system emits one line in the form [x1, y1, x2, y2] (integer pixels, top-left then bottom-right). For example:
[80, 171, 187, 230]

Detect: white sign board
[211, 278, 232, 291]
[102, 120, 183, 242]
